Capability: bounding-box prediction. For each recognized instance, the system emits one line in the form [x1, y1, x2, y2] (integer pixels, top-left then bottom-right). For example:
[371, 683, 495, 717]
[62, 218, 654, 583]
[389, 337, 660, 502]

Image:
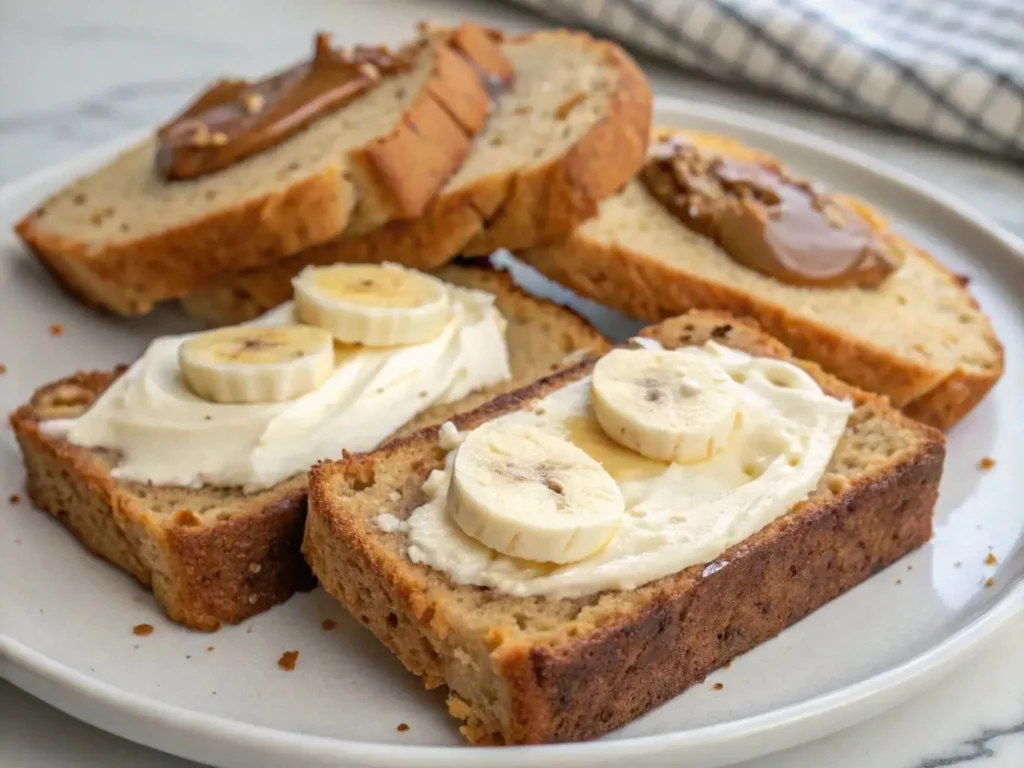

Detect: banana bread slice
[518, 129, 1003, 430]
[8, 264, 608, 630]
[304, 311, 945, 745]
[15, 24, 508, 316]
[180, 29, 651, 326]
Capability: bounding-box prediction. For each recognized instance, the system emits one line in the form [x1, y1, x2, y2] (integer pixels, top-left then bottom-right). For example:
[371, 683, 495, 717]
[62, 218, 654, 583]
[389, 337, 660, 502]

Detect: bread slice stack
[14, 24, 512, 315]
[304, 311, 945, 745]
[16, 25, 651, 322]
[182, 28, 651, 325]
[519, 130, 1004, 429]
[10, 264, 609, 629]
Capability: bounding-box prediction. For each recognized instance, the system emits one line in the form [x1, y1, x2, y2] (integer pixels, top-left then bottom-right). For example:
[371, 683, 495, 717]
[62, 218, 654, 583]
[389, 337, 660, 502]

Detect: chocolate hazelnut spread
[642, 138, 903, 288]
[156, 34, 415, 180]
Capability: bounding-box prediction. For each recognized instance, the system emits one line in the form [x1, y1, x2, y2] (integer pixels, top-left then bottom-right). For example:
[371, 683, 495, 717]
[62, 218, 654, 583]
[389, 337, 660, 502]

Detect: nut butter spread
[642, 138, 903, 288]
[156, 34, 415, 180]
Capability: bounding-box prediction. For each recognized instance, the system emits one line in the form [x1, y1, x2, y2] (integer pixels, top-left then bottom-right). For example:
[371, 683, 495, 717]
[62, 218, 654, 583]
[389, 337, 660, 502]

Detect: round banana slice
[590, 348, 740, 464]
[447, 423, 625, 564]
[292, 263, 451, 346]
[179, 325, 334, 404]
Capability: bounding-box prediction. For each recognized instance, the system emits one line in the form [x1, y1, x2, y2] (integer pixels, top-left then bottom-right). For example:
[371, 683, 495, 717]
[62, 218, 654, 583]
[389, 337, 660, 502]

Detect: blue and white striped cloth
[506, 0, 1024, 159]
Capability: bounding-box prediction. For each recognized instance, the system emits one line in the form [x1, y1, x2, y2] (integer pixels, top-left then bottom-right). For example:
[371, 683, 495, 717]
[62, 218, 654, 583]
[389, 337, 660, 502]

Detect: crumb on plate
[978, 457, 996, 470]
[321, 618, 337, 631]
[896, 579, 902, 585]
[0, 363, 6, 375]
[397, 723, 410, 733]
[712, 683, 724, 691]
[984, 553, 998, 566]
[49, 323, 64, 336]
[9, 494, 20, 504]
[278, 650, 299, 671]
[206, 646, 215, 652]
[984, 578, 995, 588]
[133, 623, 154, 636]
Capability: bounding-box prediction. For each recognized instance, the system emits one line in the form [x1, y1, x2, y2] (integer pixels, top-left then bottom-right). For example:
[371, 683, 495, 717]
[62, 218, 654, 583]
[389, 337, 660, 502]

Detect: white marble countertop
[0, 1, 1021, 766]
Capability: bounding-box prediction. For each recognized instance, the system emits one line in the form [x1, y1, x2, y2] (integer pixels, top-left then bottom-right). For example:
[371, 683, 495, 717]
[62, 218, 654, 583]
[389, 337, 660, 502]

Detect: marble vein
[916, 720, 1024, 768]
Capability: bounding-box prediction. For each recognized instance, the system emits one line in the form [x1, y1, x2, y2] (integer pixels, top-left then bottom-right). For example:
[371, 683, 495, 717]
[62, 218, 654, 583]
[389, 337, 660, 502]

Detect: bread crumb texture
[278, 650, 299, 670]
[132, 623, 154, 636]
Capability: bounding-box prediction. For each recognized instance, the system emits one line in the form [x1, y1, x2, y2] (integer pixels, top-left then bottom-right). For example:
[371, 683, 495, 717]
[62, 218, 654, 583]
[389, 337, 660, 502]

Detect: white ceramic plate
[2, 98, 1022, 768]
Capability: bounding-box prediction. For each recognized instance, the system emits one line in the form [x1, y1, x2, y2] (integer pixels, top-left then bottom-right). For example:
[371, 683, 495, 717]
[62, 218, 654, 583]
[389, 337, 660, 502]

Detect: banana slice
[447, 423, 625, 564]
[179, 325, 334, 404]
[293, 263, 451, 346]
[591, 348, 740, 463]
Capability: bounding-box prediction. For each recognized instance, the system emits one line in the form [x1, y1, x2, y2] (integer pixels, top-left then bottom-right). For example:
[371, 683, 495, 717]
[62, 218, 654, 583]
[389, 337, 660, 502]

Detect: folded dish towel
[505, 0, 1024, 159]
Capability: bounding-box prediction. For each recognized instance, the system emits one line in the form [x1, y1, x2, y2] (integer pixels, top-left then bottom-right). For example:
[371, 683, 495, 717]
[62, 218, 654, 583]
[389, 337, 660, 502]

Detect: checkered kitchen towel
[505, 0, 1024, 159]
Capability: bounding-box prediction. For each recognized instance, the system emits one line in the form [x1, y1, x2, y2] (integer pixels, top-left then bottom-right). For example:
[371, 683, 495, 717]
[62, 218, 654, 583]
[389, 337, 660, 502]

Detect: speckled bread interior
[304, 311, 945, 745]
[15, 26, 507, 315]
[180, 29, 652, 327]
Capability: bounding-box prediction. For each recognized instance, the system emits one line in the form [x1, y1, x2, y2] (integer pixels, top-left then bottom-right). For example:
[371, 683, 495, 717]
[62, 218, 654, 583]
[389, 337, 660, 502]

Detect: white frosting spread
[403, 341, 852, 598]
[63, 287, 511, 490]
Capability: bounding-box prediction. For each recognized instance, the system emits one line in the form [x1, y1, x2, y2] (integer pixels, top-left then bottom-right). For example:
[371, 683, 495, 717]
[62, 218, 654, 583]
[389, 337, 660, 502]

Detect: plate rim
[3, 94, 1023, 767]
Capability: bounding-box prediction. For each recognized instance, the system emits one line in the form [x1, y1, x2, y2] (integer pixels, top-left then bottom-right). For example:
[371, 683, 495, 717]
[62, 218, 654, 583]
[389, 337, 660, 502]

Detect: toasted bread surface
[180, 30, 652, 327]
[304, 311, 945, 744]
[518, 130, 1004, 430]
[16, 27, 506, 316]
[8, 264, 608, 630]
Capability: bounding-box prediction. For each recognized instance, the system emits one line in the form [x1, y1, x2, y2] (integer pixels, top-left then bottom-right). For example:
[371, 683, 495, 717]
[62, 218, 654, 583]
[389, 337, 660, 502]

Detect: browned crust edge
[180, 206, 488, 325]
[14, 30, 502, 316]
[460, 37, 653, 255]
[8, 370, 315, 630]
[304, 311, 945, 745]
[347, 24, 505, 230]
[520, 228, 1003, 430]
[497, 434, 941, 742]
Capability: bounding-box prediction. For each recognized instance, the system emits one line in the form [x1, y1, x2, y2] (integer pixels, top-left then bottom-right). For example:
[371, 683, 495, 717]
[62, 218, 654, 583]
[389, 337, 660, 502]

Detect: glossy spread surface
[60, 287, 511, 490]
[642, 138, 903, 288]
[156, 34, 414, 180]
[399, 342, 852, 598]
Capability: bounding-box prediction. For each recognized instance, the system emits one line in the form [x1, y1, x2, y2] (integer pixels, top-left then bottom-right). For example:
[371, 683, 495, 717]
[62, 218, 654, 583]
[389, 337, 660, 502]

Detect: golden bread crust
[304, 311, 946, 744]
[460, 37, 652, 254]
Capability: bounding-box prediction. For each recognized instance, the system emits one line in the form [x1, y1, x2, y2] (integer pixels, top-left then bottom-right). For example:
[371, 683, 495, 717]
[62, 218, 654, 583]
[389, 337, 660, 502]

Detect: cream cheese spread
[402, 341, 852, 598]
[63, 287, 511, 490]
